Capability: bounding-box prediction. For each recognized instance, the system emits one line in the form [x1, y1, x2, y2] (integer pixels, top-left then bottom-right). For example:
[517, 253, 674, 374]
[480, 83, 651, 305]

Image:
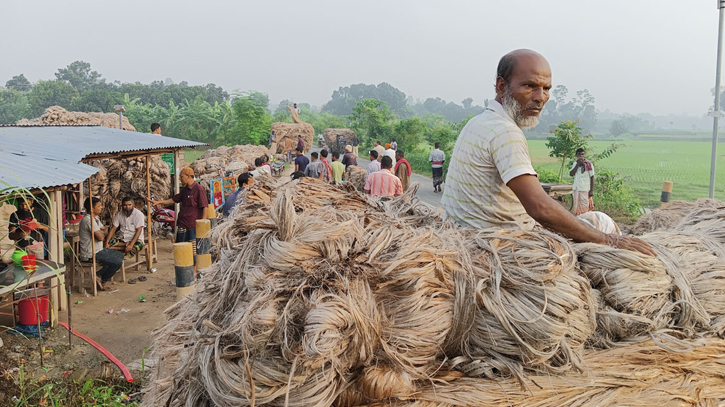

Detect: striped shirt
[366, 159, 381, 176]
[364, 169, 403, 197]
[441, 99, 537, 231]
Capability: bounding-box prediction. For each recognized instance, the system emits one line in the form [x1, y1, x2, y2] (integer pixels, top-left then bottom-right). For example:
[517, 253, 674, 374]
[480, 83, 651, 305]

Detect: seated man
[80, 197, 124, 291]
[105, 196, 145, 259]
[251, 157, 271, 177]
[8, 195, 49, 255]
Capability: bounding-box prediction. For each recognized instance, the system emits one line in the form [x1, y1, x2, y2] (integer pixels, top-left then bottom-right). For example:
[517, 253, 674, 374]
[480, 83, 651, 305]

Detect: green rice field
[527, 139, 725, 208]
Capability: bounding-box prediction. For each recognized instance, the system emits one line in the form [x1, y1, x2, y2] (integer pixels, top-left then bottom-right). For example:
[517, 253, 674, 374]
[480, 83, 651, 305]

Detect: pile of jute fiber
[84, 156, 171, 222]
[143, 179, 725, 406]
[16, 105, 136, 130]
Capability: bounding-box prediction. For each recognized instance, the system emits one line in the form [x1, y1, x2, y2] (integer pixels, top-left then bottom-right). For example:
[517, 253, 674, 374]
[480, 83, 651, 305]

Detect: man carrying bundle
[441, 49, 655, 256]
[149, 167, 208, 244]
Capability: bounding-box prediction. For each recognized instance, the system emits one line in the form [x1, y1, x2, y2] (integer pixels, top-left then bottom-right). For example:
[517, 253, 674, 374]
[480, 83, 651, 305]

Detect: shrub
[593, 169, 643, 221]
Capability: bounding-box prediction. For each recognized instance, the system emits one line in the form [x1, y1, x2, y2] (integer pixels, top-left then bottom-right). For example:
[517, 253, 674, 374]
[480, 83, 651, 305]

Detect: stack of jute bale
[189, 144, 271, 193]
[143, 180, 725, 407]
[17, 105, 136, 130]
[323, 128, 357, 149]
[84, 157, 172, 222]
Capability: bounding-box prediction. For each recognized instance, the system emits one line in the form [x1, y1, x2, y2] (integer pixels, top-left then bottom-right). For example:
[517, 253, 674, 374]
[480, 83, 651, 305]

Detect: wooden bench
[75, 238, 157, 296]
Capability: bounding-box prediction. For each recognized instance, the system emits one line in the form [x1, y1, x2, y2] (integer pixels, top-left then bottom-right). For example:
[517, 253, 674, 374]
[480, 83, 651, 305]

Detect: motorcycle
[150, 205, 175, 239]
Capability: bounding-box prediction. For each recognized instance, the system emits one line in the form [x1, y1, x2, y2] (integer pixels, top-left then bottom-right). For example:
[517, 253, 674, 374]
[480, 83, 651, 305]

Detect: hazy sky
[0, 0, 719, 116]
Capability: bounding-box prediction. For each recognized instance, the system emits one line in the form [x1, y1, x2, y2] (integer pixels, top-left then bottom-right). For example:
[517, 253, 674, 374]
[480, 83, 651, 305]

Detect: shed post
[146, 154, 153, 271]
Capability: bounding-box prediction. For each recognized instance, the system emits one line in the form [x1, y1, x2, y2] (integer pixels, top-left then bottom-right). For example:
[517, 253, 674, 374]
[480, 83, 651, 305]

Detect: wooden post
[89, 177, 97, 297]
[174, 242, 194, 300]
[195, 219, 212, 274]
[146, 154, 153, 270]
[661, 181, 674, 205]
[173, 150, 181, 240]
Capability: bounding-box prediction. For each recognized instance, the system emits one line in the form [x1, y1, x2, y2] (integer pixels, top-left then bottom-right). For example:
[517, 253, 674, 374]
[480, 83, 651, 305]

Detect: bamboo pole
[89, 177, 97, 297]
[146, 154, 153, 271]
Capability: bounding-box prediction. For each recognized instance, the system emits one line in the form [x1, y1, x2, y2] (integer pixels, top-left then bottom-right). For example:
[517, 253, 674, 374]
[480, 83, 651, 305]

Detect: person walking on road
[569, 147, 595, 216]
[331, 152, 345, 183]
[364, 156, 403, 197]
[394, 150, 411, 192]
[366, 150, 381, 177]
[429, 142, 445, 193]
[352, 134, 359, 157]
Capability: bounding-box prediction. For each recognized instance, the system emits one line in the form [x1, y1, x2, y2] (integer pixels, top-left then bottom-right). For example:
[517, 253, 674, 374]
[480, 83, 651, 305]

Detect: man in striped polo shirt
[364, 156, 403, 197]
[441, 49, 655, 256]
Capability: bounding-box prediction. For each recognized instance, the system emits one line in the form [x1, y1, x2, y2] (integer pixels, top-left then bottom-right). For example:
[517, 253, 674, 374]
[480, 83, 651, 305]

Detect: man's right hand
[605, 234, 657, 257]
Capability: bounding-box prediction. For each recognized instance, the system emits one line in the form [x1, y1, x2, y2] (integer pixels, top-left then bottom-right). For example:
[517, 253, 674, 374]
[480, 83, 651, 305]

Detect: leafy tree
[55, 61, 103, 91]
[323, 83, 413, 118]
[414, 97, 484, 123]
[0, 89, 31, 124]
[6, 74, 32, 92]
[70, 84, 122, 112]
[27, 80, 78, 116]
[539, 86, 598, 134]
[228, 93, 272, 145]
[609, 119, 629, 137]
[545, 120, 592, 181]
[347, 99, 395, 146]
[393, 117, 426, 151]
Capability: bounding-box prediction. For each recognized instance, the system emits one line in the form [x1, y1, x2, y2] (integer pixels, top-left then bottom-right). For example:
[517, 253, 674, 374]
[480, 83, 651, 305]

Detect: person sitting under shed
[105, 196, 145, 259]
[80, 197, 124, 291]
[8, 195, 49, 257]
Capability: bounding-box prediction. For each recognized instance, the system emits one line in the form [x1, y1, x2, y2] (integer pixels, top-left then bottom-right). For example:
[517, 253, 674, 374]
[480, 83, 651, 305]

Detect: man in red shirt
[149, 167, 208, 243]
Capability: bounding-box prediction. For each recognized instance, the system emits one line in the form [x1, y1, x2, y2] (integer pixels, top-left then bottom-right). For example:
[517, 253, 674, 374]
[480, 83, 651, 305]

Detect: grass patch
[528, 139, 725, 208]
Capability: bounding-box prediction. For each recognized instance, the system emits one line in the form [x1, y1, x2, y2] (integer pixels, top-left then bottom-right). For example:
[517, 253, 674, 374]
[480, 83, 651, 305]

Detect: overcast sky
[0, 0, 719, 116]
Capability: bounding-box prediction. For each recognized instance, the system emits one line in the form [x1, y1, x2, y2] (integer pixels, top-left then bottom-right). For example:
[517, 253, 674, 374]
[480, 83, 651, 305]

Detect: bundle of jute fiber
[345, 165, 367, 192]
[371, 338, 725, 406]
[16, 105, 136, 130]
[270, 122, 314, 153]
[144, 178, 595, 406]
[575, 231, 722, 346]
[629, 198, 724, 235]
[191, 144, 271, 194]
[323, 128, 357, 149]
[83, 156, 171, 222]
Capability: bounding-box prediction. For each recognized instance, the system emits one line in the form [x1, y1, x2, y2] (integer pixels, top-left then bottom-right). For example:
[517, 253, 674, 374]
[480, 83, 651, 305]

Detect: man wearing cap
[341, 145, 358, 169]
[149, 167, 208, 243]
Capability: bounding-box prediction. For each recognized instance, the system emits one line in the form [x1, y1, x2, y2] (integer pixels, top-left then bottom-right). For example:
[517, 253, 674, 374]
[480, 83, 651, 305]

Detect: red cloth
[321, 158, 333, 181]
[394, 158, 412, 177]
[582, 159, 593, 172]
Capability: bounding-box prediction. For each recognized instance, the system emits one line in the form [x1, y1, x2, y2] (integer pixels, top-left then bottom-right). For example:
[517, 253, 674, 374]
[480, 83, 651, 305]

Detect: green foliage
[590, 143, 625, 163]
[0, 89, 31, 124]
[69, 85, 122, 113]
[55, 61, 103, 91]
[412, 97, 485, 123]
[393, 117, 425, 151]
[545, 120, 592, 181]
[27, 80, 78, 116]
[323, 82, 413, 118]
[228, 92, 272, 145]
[6, 74, 32, 92]
[535, 166, 561, 183]
[592, 169, 643, 220]
[348, 99, 395, 147]
[539, 86, 597, 134]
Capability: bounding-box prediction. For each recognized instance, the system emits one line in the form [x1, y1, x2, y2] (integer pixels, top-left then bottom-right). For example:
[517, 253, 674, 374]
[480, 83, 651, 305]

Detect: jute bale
[17, 105, 136, 130]
[143, 178, 598, 407]
[630, 199, 723, 235]
[270, 122, 314, 153]
[323, 128, 357, 148]
[346, 166, 366, 192]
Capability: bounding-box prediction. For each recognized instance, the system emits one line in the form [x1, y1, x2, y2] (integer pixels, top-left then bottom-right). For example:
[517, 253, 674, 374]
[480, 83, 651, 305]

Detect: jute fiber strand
[629, 198, 722, 235]
[364, 338, 725, 407]
[143, 178, 596, 407]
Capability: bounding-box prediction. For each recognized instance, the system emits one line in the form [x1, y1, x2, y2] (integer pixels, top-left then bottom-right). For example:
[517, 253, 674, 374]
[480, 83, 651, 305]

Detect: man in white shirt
[383, 143, 396, 168]
[429, 142, 446, 193]
[569, 147, 595, 215]
[105, 196, 145, 258]
[441, 49, 654, 256]
[366, 150, 381, 177]
[80, 197, 124, 291]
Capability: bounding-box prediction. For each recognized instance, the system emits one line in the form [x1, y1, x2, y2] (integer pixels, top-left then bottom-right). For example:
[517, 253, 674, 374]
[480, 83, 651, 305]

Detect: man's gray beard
[502, 89, 540, 129]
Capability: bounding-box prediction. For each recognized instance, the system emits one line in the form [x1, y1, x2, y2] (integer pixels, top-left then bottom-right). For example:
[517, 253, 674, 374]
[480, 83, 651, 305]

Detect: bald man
[442, 49, 655, 256]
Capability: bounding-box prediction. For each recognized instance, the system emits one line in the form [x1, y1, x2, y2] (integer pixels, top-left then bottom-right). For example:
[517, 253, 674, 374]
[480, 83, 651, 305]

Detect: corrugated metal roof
[0, 151, 100, 192]
[0, 125, 207, 161]
[0, 125, 207, 192]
